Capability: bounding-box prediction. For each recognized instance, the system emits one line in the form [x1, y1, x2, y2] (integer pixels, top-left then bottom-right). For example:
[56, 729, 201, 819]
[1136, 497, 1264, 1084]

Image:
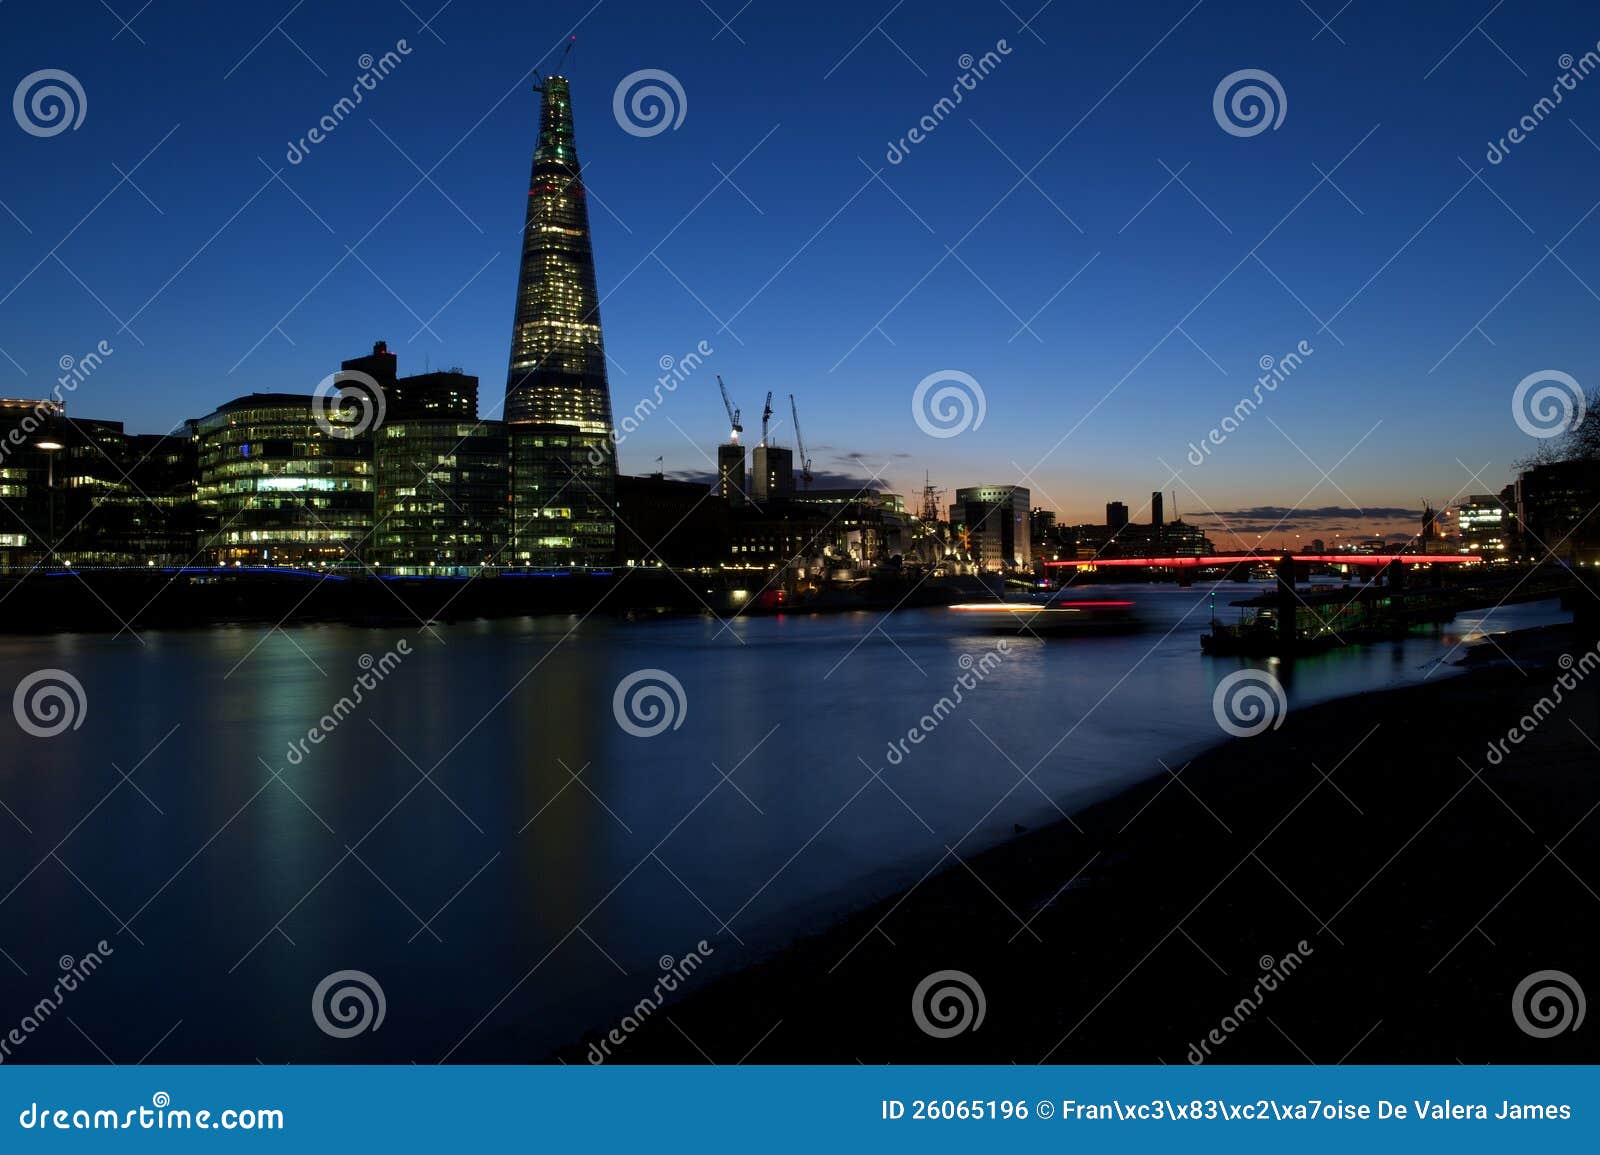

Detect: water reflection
[0, 589, 1567, 1061]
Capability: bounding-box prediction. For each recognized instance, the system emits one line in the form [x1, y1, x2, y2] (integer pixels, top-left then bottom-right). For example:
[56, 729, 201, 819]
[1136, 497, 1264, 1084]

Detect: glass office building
[196, 394, 373, 567]
[503, 76, 617, 566]
[373, 419, 510, 572]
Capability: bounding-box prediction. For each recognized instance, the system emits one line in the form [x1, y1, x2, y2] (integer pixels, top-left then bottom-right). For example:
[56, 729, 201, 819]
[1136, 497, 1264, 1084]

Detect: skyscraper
[503, 75, 617, 566]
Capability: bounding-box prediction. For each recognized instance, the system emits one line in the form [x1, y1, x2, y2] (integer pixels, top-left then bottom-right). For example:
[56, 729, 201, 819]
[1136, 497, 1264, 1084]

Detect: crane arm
[790, 394, 813, 488]
[717, 375, 741, 441]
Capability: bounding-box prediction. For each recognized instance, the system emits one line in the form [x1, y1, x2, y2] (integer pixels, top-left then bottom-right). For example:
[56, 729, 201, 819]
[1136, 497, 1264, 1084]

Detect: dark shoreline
[559, 622, 1600, 1064]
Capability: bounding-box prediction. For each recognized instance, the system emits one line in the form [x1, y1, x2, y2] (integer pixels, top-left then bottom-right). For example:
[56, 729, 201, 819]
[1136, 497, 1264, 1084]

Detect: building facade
[372, 419, 510, 572]
[196, 394, 373, 566]
[751, 444, 793, 505]
[950, 485, 1030, 570]
[1453, 491, 1516, 559]
[507, 424, 614, 567]
[1516, 461, 1600, 563]
[717, 443, 746, 507]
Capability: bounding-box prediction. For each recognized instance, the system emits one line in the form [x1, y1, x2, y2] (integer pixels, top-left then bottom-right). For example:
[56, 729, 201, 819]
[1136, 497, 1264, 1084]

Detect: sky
[2, 0, 1599, 546]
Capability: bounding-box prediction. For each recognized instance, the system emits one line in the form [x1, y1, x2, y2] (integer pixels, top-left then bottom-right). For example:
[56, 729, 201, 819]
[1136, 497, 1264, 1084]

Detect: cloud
[1189, 505, 1422, 529]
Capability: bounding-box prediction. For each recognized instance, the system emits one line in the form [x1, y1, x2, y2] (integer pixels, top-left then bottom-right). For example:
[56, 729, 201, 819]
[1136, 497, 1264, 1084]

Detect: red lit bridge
[1044, 554, 1482, 568]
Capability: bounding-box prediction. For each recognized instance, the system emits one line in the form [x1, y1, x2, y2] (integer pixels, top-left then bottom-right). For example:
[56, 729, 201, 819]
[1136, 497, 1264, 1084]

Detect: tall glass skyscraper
[503, 76, 616, 566]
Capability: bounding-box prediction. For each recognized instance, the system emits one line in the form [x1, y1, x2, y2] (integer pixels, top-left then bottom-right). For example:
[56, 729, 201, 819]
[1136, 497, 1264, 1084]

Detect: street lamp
[35, 442, 63, 560]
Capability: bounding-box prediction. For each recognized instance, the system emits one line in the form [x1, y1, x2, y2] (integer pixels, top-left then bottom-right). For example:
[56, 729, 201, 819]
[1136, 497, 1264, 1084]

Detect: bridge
[1044, 554, 1482, 568]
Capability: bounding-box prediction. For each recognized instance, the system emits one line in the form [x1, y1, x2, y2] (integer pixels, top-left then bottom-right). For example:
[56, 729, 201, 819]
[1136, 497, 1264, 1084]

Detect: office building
[950, 485, 1030, 570]
[502, 76, 617, 565]
[751, 444, 793, 504]
[372, 420, 510, 572]
[195, 394, 373, 566]
[717, 443, 747, 506]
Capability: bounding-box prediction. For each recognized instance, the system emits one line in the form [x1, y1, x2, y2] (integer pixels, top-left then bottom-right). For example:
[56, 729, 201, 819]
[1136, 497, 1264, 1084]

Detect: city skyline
[3, 2, 1598, 540]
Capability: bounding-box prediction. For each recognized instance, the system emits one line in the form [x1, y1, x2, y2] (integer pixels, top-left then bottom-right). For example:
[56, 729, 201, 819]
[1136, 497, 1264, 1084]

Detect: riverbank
[568, 622, 1600, 1064]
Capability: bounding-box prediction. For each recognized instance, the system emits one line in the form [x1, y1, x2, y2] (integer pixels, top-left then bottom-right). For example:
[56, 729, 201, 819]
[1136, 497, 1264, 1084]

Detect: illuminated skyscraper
[502, 75, 616, 566]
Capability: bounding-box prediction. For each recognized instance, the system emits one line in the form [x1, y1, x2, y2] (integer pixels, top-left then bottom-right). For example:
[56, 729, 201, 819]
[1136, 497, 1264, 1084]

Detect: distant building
[340, 340, 478, 422]
[950, 485, 1030, 570]
[1106, 501, 1129, 531]
[195, 394, 373, 567]
[0, 399, 201, 567]
[1030, 508, 1057, 562]
[1452, 492, 1515, 559]
[729, 503, 840, 568]
[614, 473, 727, 567]
[751, 444, 793, 504]
[1151, 491, 1164, 531]
[788, 487, 892, 565]
[1158, 520, 1212, 557]
[717, 443, 747, 506]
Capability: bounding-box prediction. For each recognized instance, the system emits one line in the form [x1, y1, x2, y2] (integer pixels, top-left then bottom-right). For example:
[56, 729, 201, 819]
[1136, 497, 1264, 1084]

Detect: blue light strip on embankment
[1, 1066, 1597, 1152]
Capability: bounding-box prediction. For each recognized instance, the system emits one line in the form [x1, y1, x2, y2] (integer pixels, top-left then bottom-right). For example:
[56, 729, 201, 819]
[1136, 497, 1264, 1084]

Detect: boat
[949, 591, 1142, 636]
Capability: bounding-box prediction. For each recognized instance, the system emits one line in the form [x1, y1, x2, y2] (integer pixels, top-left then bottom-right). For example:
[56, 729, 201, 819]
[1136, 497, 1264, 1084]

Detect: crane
[760, 391, 773, 447]
[533, 35, 576, 91]
[790, 394, 813, 489]
[717, 375, 742, 443]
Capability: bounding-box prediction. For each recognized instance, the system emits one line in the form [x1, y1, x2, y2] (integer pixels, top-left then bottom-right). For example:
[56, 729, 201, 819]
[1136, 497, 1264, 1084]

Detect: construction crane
[760, 391, 773, 447]
[790, 394, 813, 489]
[717, 375, 742, 443]
[533, 35, 576, 91]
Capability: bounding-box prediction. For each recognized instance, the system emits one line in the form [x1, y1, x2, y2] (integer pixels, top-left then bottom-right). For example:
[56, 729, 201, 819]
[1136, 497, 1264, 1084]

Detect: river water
[0, 585, 1566, 1062]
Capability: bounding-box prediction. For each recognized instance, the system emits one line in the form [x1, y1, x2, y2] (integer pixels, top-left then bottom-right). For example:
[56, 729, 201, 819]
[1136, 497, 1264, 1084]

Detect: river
[0, 585, 1566, 1062]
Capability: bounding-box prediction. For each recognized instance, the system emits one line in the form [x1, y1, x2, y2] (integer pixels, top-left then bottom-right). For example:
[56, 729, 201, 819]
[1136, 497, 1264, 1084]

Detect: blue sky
[2, 0, 1598, 543]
